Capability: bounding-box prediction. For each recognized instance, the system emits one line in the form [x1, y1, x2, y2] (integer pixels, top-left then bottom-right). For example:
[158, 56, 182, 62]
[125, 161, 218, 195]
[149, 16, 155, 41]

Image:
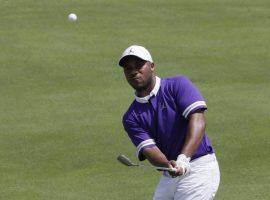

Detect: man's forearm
[142, 146, 170, 167]
[181, 112, 206, 158]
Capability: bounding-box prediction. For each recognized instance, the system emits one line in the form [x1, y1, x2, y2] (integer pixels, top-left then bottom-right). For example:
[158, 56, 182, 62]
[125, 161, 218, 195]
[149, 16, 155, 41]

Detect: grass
[0, 0, 269, 199]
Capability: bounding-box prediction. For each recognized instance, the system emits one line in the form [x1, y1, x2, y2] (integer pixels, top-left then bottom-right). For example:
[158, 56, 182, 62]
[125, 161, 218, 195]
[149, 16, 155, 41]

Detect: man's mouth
[131, 76, 141, 81]
[129, 76, 143, 85]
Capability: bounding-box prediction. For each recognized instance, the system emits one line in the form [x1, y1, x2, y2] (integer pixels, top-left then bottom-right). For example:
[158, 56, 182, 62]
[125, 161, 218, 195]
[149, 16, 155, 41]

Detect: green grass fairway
[1, 0, 269, 199]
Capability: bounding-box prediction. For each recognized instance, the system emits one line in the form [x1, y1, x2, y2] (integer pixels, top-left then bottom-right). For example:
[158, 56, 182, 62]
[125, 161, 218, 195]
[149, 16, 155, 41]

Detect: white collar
[135, 76, 161, 103]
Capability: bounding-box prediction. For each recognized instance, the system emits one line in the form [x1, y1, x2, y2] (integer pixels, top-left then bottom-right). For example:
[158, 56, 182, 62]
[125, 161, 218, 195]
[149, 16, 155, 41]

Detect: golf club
[117, 154, 177, 172]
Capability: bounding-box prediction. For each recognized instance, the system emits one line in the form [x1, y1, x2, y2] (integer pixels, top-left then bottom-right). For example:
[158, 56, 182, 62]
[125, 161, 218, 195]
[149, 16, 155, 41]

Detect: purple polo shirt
[122, 75, 214, 161]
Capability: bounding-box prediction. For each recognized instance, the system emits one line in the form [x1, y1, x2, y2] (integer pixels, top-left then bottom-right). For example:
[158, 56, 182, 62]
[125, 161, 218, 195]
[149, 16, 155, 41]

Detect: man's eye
[136, 63, 144, 69]
[124, 67, 133, 72]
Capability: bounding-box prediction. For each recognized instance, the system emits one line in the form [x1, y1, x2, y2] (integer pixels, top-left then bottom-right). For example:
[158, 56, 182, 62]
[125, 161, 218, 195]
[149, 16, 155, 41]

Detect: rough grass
[0, 0, 269, 199]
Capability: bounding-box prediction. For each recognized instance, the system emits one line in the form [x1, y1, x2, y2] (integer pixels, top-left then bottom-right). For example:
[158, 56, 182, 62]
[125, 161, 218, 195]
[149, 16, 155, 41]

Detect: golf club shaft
[117, 155, 176, 172]
[155, 166, 177, 172]
[136, 163, 176, 172]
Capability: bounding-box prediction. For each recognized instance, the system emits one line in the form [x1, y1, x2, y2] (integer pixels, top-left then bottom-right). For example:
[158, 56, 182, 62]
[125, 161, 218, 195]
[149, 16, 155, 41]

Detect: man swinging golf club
[118, 45, 220, 199]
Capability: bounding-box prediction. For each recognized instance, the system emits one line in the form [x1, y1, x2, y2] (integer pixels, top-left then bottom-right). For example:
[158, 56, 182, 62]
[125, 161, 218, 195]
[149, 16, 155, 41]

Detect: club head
[117, 155, 138, 166]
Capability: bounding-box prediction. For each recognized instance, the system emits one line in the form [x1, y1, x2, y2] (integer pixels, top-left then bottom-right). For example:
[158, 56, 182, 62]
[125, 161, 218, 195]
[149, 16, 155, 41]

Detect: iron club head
[117, 155, 139, 166]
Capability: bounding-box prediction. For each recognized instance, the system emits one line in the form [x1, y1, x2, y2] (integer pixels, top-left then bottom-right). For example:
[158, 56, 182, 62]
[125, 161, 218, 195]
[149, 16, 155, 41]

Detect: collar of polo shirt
[135, 76, 161, 103]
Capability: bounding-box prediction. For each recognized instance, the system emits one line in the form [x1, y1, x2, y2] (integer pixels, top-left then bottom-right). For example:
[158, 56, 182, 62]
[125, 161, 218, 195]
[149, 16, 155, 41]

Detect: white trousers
[153, 154, 220, 200]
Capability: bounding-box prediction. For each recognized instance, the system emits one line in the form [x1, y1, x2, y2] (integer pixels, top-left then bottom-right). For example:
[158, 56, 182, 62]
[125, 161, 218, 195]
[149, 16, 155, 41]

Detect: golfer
[118, 45, 220, 200]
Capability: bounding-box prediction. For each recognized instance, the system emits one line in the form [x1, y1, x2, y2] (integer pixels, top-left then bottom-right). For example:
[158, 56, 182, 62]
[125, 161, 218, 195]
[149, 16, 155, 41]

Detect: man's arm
[142, 146, 171, 168]
[181, 110, 206, 157]
[140, 110, 206, 175]
[173, 110, 206, 176]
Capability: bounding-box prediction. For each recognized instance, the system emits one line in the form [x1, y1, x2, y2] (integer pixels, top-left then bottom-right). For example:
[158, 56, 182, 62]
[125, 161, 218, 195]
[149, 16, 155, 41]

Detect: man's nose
[128, 68, 138, 76]
[130, 70, 138, 76]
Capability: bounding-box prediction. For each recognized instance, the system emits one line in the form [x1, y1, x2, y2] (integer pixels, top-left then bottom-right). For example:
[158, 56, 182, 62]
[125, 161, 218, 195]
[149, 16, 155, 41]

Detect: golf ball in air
[68, 13, 77, 22]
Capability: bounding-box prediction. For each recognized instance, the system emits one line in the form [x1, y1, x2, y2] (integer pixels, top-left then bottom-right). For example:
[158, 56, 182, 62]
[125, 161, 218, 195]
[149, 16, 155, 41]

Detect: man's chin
[131, 83, 146, 91]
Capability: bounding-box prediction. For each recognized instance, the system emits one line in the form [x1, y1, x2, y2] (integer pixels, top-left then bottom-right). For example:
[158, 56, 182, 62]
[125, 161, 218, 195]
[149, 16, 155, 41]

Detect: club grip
[155, 167, 177, 172]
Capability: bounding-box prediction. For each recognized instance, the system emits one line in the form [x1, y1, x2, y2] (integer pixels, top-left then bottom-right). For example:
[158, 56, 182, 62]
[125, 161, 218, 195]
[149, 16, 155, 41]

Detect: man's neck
[136, 75, 156, 97]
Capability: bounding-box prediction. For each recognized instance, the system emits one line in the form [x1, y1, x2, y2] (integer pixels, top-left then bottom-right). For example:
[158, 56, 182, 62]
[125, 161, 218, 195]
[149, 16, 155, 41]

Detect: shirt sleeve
[122, 115, 156, 161]
[175, 76, 207, 118]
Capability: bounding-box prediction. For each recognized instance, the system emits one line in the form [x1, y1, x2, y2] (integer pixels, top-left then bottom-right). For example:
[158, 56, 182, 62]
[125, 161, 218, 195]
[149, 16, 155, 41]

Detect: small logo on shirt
[159, 102, 167, 110]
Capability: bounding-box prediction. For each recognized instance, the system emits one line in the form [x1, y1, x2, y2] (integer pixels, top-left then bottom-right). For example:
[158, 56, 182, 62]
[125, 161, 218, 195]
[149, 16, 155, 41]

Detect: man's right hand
[168, 160, 185, 177]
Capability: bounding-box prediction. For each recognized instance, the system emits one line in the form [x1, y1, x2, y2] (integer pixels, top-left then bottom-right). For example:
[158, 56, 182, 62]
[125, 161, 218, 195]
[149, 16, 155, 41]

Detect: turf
[0, 0, 269, 199]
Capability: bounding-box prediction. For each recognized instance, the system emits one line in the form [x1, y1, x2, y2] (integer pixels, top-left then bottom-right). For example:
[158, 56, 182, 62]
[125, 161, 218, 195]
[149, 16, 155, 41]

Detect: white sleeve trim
[136, 139, 156, 157]
[182, 101, 207, 118]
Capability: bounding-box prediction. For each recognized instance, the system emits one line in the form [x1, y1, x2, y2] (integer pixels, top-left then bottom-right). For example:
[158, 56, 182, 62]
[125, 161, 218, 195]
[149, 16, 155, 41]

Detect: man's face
[122, 56, 154, 91]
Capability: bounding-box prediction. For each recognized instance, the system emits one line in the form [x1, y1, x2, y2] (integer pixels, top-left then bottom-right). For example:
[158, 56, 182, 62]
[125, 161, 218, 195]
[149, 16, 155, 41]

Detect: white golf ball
[68, 13, 77, 22]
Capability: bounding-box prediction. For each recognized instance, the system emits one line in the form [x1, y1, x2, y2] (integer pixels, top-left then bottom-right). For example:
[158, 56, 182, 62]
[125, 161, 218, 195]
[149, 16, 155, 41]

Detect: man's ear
[150, 62, 155, 72]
